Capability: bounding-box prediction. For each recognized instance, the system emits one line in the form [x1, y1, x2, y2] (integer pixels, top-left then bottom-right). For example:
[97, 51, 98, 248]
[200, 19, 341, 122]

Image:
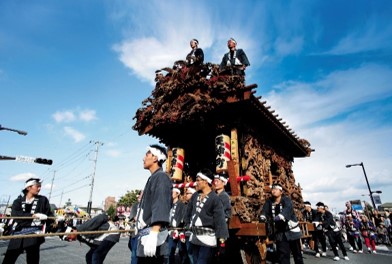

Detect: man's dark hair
[199, 168, 214, 186]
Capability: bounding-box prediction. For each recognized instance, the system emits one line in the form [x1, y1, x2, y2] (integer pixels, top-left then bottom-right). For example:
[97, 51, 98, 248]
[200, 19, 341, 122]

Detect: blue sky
[1, 0, 391, 212]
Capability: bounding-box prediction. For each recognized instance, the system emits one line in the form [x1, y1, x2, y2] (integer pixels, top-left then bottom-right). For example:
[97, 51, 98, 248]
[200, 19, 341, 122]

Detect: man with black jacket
[135, 144, 172, 264]
[184, 169, 229, 264]
[219, 38, 250, 75]
[2, 178, 54, 264]
[259, 183, 303, 264]
[67, 213, 120, 264]
[314, 202, 349, 261]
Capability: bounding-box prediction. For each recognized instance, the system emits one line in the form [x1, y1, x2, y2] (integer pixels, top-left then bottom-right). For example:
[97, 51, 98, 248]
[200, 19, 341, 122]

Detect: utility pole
[2, 195, 11, 215]
[87, 141, 103, 215]
[59, 190, 64, 208]
[48, 170, 56, 201]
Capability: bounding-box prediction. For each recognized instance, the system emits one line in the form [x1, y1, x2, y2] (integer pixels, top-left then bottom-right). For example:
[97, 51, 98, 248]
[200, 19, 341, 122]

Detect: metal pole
[3, 195, 11, 215]
[59, 190, 64, 208]
[87, 141, 103, 215]
[48, 170, 56, 201]
[0, 124, 27, 136]
[360, 162, 376, 209]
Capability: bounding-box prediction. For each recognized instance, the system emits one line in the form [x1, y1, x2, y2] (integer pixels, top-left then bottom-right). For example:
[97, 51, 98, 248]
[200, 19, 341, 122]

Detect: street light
[346, 162, 377, 209]
[0, 124, 27, 136]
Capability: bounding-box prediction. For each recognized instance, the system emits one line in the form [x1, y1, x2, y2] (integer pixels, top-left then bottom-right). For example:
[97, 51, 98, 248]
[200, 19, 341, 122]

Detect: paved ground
[0, 236, 391, 263]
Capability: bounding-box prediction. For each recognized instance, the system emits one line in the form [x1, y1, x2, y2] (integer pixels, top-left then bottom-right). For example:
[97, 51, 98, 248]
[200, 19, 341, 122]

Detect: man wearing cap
[167, 188, 186, 263]
[219, 38, 250, 75]
[314, 202, 349, 261]
[2, 178, 54, 264]
[184, 168, 229, 264]
[186, 39, 204, 67]
[135, 144, 172, 264]
[259, 183, 303, 264]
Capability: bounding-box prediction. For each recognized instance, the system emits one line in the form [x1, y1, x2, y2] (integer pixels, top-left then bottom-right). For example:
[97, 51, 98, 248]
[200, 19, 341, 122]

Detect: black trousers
[313, 230, 327, 253]
[326, 231, 347, 257]
[276, 236, 304, 264]
[138, 256, 165, 264]
[2, 244, 40, 264]
[85, 240, 116, 264]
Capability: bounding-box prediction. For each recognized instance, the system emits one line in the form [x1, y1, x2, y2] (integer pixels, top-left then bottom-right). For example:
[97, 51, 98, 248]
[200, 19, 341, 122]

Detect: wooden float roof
[133, 73, 311, 159]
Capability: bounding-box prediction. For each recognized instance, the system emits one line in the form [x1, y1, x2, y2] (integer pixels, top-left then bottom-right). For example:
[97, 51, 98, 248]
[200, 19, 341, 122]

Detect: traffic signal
[34, 158, 53, 165]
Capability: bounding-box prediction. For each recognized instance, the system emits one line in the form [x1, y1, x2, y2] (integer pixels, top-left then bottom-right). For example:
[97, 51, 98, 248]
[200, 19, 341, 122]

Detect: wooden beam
[227, 160, 240, 196]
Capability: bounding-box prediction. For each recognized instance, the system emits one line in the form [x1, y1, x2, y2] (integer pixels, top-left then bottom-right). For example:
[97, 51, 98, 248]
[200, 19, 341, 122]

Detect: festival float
[133, 60, 313, 263]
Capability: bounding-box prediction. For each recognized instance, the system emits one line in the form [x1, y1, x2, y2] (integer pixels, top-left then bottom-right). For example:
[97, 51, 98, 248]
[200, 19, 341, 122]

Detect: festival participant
[135, 144, 172, 264]
[219, 38, 250, 75]
[301, 201, 316, 251]
[213, 173, 231, 263]
[2, 178, 54, 264]
[213, 173, 231, 223]
[66, 213, 120, 264]
[314, 202, 349, 261]
[168, 188, 185, 263]
[178, 187, 196, 264]
[186, 39, 204, 66]
[259, 183, 303, 264]
[128, 191, 143, 264]
[184, 169, 229, 264]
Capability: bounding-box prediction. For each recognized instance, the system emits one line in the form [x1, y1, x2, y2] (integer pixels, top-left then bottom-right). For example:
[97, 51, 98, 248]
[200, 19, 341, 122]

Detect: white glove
[312, 221, 320, 226]
[259, 215, 267, 222]
[141, 231, 158, 257]
[34, 213, 48, 220]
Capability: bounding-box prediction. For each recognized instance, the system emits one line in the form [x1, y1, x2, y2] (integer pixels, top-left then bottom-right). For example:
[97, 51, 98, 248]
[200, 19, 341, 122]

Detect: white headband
[214, 175, 228, 185]
[270, 185, 283, 191]
[187, 188, 196, 194]
[147, 147, 166, 162]
[25, 179, 42, 189]
[197, 172, 212, 184]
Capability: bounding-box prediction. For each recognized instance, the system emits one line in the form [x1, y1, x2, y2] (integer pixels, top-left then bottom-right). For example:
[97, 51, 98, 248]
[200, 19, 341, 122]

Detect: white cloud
[52, 109, 97, 123]
[324, 16, 392, 55]
[52, 111, 75, 123]
[266, 63, 392, 129]
[274, 36, 304, 56]
[10, 172, 37, 181]
[106, 149, 121, 157]
[79, 109, 97, 122]
[263, 63, 392, 211]
[43, 183, 53, 190]
[64, 126, 85, 143]
[110, 0, 258, 84]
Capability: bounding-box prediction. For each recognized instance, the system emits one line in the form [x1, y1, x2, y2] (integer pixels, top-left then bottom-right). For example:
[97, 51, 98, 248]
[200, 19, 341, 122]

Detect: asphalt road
[0, 236, 391, 263]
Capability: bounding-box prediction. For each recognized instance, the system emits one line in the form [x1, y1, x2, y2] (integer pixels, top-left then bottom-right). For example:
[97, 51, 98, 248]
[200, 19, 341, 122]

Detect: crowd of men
[301, 200, 392, 262]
